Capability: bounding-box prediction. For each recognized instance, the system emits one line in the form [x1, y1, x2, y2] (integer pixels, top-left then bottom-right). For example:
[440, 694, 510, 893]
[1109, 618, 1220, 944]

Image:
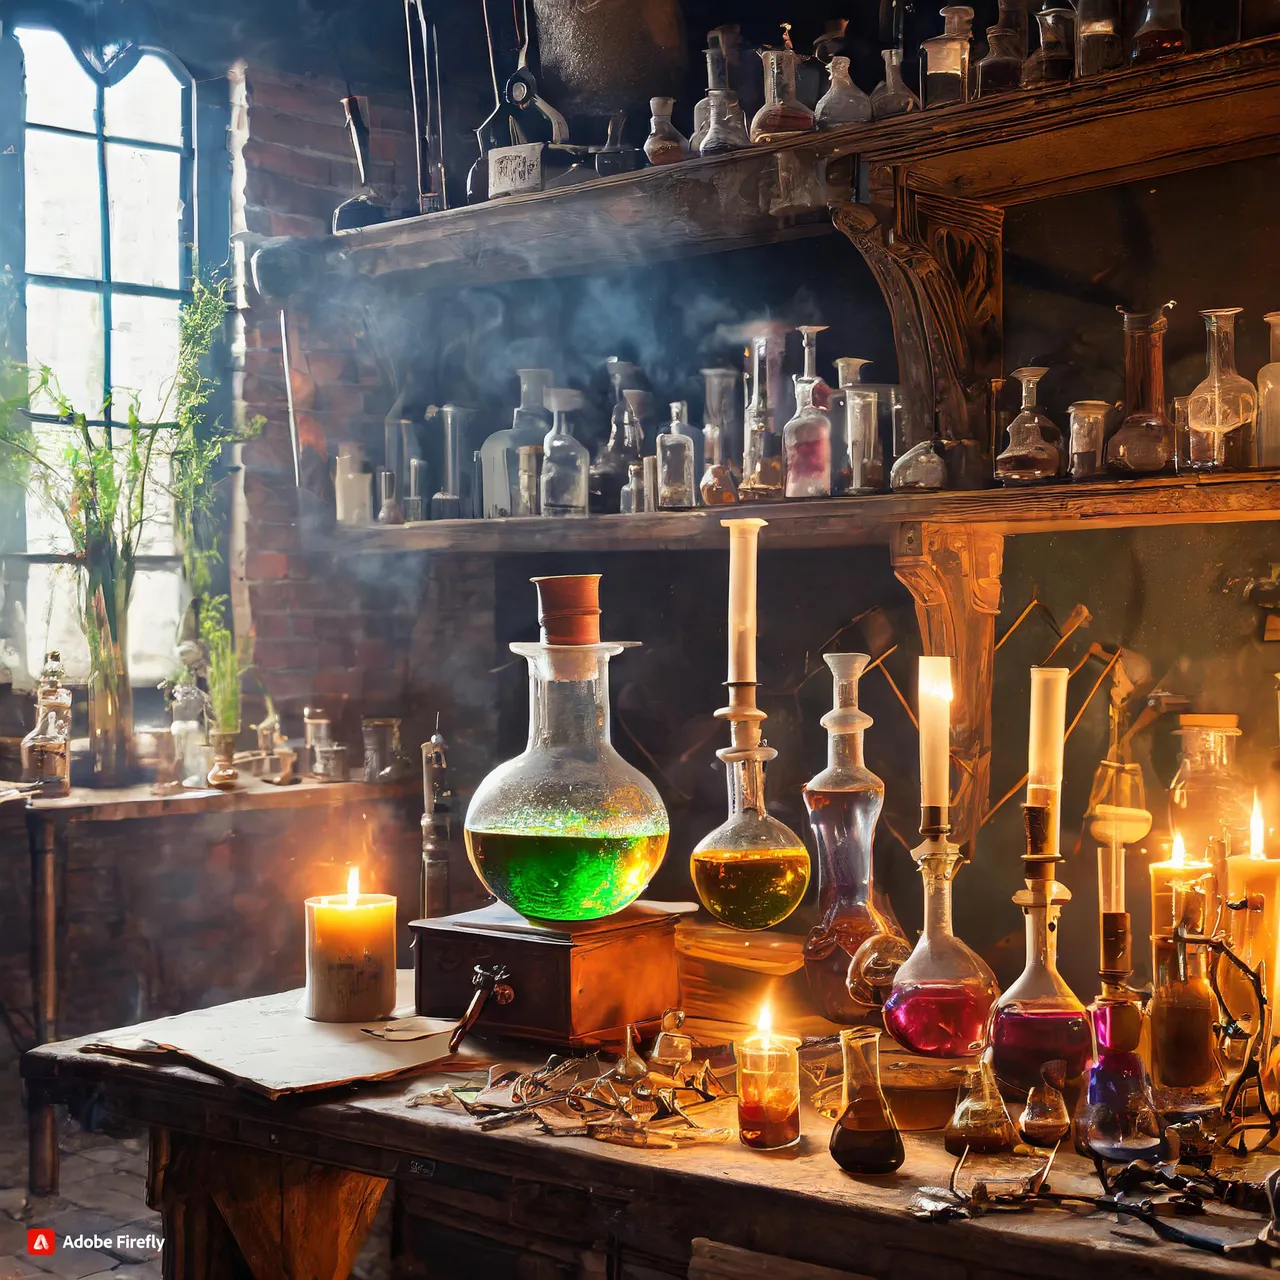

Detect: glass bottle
[515, 445, 540, 516]
[620, 461, 645, 514]
[998, 0, 1030, 57]
[540, 389, 589, 518]
[657, 402, 698, 510]
[700, 420, 739, 506]
[803, 654, 908, 1023]
[815, 56, 873, 128]
[945, 1057, 1017, 1155]
[1022, 8, 1076, 88]
[643, 97, 689, 165]
[480, 369, 552, 519]
[334, 441, 372, 525]
[1131, 0, 1190, 65]
[921, 6, 974, 108]
[701, 367, 740, 499]
[1106, 302, 1177, 476]
[1068, 400, 1112, 480]
[740, 336, 785, 502]
[995, 367, 1064, 484]
[977, 26, 1025, 97]
[751, 38, 815, 143]
[701, 89, 751, 155]
[464, 575, 669, 921]
[829, 1029, 905, 1175]
[1075, 0, 1124, 77]
[22, 710, 69, 796]
[870, 48, 921, 119]
[833, 359, 886, 494]
[33, 650, 72, 740]
[889, 437, 948, 491]
[171, 682, 210, 789]
[1186, 309, 1258, 472]
[784, 327, 833, 499]
[1019, 1061, 1071, 1146]
[1169, 714, 1251, 863]
[591, 367, 644, 515]
[690, 43, 722, 154]
[1258, 313, 1280, 468]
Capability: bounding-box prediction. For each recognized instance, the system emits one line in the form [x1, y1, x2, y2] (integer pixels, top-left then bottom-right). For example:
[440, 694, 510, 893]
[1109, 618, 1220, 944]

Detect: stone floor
[0, 1062, 390, 1279]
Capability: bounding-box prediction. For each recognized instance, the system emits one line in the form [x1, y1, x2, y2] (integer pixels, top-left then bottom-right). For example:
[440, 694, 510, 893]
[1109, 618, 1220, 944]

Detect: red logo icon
[27, 1229, 56, 1255]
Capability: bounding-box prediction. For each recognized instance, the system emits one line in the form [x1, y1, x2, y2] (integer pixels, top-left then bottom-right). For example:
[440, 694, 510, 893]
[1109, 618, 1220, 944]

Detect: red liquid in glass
[737, 1102, 801, 1150]
[989, 1005, 1094, 1094]
[882, 983, 991, 1058]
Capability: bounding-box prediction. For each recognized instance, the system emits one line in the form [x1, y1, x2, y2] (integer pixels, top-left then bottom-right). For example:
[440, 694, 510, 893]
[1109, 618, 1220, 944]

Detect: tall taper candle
[918, 656, 953, 814]
[724, 518, 767, 684]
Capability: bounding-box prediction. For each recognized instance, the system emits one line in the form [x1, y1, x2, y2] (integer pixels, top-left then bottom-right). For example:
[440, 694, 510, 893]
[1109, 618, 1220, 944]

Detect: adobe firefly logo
[27, 1228, 56, 1255]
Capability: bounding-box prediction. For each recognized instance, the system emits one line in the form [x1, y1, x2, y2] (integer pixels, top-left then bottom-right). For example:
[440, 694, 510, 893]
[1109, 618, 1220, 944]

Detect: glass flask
[1075, 991, 1163, 1160]
[1106, 302, 1177, 476]
[999, 0, 1030, 57]
[643, 97, 689, 165]
[977, 26, 1025, 97]
[871, 48, 921, 119]
[890, 438, 948, 491]
[1019, 1060, 1071, 1147]
[784, 326, 833, 499]
[701, 89, 751, 155]
[834, 358, 893, 491]
[1185, 309, 1258, 471]
[690, 97, 711, 155]
[741, 335, 785, 502]
[990, 806, 1095, 1094]
[1075, 0, 1124, 77]
[464, 575, 670, 921]
[657, 402, 698, 510]
[738, 1013, 802, 1150]
[1021, 9, 1075, 88]
[803, 654, 908, 1023]
[690, 43, 722, 154]
[1068, 400, 1112, 480]
[945, 1057, 1017, 1156]
[540, 389, 589, 518]
[620, 462, 645, 514]
[1131, 0, 1190, 65]
[995, 367, 1064, 484]
[702, 366, 740, 492]
[921, 6, 974, 108]
[1258, 313, 1280, 468]
[751, 41, 815, 143]
[1169, 714, 1251, 863]
[815, 56, 872, 129]
[700, 418, 739, 506]
[829, 1029, 905, 1175]
[478, 369, 551, 519]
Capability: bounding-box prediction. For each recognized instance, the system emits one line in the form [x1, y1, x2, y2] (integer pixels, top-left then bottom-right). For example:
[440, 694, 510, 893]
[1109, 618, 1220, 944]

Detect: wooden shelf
[294, 36, 1280, 294]
[339, 471, 1280, 555]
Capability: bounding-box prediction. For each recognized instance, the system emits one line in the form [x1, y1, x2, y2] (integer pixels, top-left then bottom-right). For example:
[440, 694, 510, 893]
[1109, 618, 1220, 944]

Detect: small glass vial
[540, 389, 589, 518]
[643, 97, 689, 165]
[1076, 0, 1124, 77]
[1131, 0, 1190, 65]
[620, 461, 645, 514]
[751, 35, 815, 143]
[921, 6, 974, 109]
[1022, 8, 1076, 87]
[1068, 400, 1112, 480]
[1186, 308, 1257, 472]
[829, 1029, 904, 1174]
[977, 26, 1025, 97]
[657, 402, 697, 509]
[1260, 312, 1280, 468]
[995, 367, 1064, 484]
[701, 89, 751, 155]
[740, 335, 784, 502]
[815, 56, 872, 128]
[738, 1013, 802, 1150]
[515, 445, 541, 516]
[870, 48, 921, 119]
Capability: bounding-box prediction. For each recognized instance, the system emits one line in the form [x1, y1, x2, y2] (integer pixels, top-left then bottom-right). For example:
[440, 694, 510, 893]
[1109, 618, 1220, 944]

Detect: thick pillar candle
[1227, 793, 1280, 1010]
[918, 656, 953, 813]
[305, 868, 397, 1022]
[737, 1004, 801, 1150]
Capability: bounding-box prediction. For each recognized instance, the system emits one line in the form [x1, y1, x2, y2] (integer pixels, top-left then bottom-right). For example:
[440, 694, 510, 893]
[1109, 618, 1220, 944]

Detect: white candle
[917, 656, 952, 812]
[304, 868, 397, 1022]
[1027, 667, 1069, 860]
[724, 518, 768, 684]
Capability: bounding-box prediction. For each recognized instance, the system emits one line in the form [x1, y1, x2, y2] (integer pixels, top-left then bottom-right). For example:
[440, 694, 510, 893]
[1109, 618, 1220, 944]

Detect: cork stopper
[532, 575, 601, 646]
[1021, 802, 1060, 875]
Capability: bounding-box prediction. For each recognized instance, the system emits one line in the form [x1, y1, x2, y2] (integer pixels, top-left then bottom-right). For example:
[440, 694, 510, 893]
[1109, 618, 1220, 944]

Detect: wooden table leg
[26, 1080, 58, 1197]
[33, 818, 58, 1045]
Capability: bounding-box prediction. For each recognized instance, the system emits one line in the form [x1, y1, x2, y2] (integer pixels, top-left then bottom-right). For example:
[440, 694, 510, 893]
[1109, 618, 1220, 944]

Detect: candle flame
[1252, 792, 1266, 860]
[346, 866, 359, 905]
[1171, 832, 1186, 868]
[757, 1001, 772, 1049]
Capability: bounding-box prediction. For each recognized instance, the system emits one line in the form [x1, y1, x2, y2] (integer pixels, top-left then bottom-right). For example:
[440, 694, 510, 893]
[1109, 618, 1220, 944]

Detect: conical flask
[1019, 1060, 1071, 1147]
[829, 1028, 905, 1174]
[944, 1056, 1017, 1156]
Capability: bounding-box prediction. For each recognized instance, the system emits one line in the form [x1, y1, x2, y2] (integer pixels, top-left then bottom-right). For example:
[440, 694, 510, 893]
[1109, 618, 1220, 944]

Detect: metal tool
[404, 0, 448, 212]
[448, 965, 515, 1054]
[332, 95, 393, 232]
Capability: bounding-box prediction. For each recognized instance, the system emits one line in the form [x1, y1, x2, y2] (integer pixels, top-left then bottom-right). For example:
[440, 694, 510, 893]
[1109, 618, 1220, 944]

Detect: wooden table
[21, 987, 1280, 1280]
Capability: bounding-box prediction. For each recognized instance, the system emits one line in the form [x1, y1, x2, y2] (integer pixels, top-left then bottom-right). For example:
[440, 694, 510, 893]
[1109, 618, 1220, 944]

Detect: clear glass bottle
[842, 389, 883, 495]
[1258, 313, 1280, 468]
[22, 710, 69, 796]
[1068, 400, 1112, 480]
[690, 43, 722, 153]
[657, 402, 698, 510]
[701, 367, 740, 495]
[1022, 8, 1076, 88]
[834, 358, 894, 492]
[1020, 1061, 1072, 1147]
[921, 6, 974, 108]
[620, 461, 646, 514]
[591, 368, 644, 515]
[1131, 0, 1190, 65]
[171, 683, 210, 789]
[540, 389, 589, 518]
[815, 56, 873, 128]
[751, 39, 815, 143]
[995, 367, 1065, 484]
[334, 441, 373, 525]
[803, 654, 908, 1023]
[829, 1029, 905, 1175]
[998, 0, 1030, 57]
[1106, 302, 1177, 476]
[741, 335, 785, 502]
[1076, 990, 1163, 1160]
[945, 1057, 1017, 1155]
[1169, 714, 1251, 863]
[643, 97, 689, 165]
[33, 651, 72, 740]
[700, 421, 739, 506]
[1076, 0, 1124, 77]
[870, 48, 921, 119]
[701, 89, 751, 155]
[480, 368, 552, 519]
[1186, 308, 1258, 472]
[889, 437, 949, 491]
[977, 26, 1025, 97]
[784, 327, 833, 499]
[464, 575, 669, 921]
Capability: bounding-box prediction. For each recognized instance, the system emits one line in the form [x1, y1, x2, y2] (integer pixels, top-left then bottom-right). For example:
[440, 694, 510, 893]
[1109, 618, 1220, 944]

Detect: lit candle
[724, 518, 767, 684]
[1026, 667, 1069, 860]
[1150, 833, 1213, 939]
[737, 1002, 801, 1150]
[304, 868, 397, 1022]
[1227, 792, 1280, 1009]
[917, 656, 952, 815]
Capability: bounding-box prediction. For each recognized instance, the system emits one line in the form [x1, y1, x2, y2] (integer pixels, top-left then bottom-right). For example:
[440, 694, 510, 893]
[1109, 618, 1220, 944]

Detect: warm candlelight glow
[347, 866, 360, 904]
[757, 1001, 772, 1046]
[918, 656, 953, 812]
[1252, 793, 1265, 860]
[1171, 832, 1186, 867]
[919, 669, 954, 702]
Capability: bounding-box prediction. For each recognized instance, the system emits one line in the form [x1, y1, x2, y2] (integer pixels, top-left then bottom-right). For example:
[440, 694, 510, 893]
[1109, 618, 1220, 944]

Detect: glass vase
[1185, 309, 1258, 472]
[1106, 302, 1177, 476]
[85, 577, 134, 787]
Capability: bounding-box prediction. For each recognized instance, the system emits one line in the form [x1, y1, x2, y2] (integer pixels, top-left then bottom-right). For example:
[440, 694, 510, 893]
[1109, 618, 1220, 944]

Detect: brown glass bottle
[1130, 0, 1190, 64]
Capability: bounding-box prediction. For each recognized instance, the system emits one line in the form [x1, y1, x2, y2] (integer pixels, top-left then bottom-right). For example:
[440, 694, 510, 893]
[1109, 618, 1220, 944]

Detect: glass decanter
[1068, 400, 1112, 480]
[620, 461, 645, 514]
[784, 327, 833, 499]
[977, 26, 1024, 97]
[995, 367, 1064, 484]
[751, 34, 814, 143]
[643, 97, 689, 165]
[1106, 302, 1177, 476]
[989, 805, 1095, 1094]
[740, 334, 785, 502]
[1186, 309, 1258, 471]
[657, 401, 698, 510]
[1021, 8, 1075, 88]
[1131, 0, 1190, 65]
[1076, 0, 1123, 77]
[829, 1029, 905, 1175]
[945, 1056, 1016, 1155]
[464, 575, 669, 921]
[540, 389, 589, 518]
[871, 48, 921, 119]
[921, 6, 974, 108]
[480, 368, 552, 519]
[590, 360, 643, 514]
[815, 56, 872, 128]
[803, 654, 908, 1023]
[701, 89, 751, 155]
[1258, 312, 1280, 468]
[999, 0, 1030, 56]
[1076, 988, 1163, 1160]
[1169, 714, 1251, 863]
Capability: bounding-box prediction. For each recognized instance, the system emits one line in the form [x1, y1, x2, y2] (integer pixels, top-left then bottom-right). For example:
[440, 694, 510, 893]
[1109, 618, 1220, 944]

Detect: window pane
[105, 53, 184, 146]
[25, 562, 86, 679]
[25, 130, 103, 280]
[127, 565, 184, 681]
[26, 283, 105, 416]
[16, 27, 96, 133]
[111, 293, 180, 422]
[107, 144, 182, 288]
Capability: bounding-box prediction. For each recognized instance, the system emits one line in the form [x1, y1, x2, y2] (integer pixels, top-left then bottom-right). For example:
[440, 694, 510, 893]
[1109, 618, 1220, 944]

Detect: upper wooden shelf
[339, 470, 1280, 555]
[308, 37, 1280, 293]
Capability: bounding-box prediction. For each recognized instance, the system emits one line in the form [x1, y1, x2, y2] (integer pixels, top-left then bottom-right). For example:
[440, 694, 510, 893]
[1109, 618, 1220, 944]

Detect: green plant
[201, 596, 251, 733]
